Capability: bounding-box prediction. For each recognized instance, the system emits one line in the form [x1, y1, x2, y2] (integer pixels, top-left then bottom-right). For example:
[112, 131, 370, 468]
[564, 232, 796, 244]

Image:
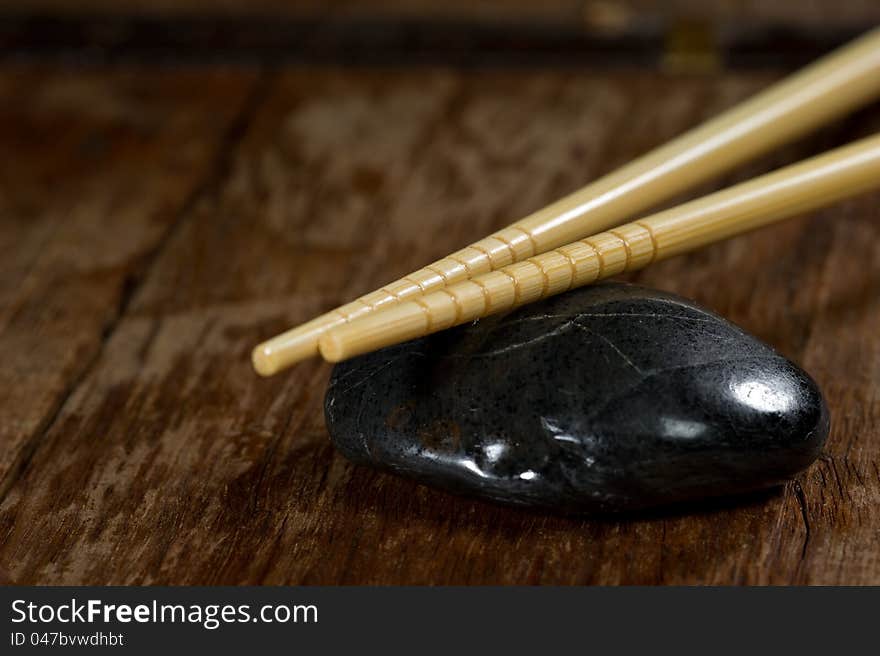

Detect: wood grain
[0, 66, 258, 493]
[0, 64, 878, 584]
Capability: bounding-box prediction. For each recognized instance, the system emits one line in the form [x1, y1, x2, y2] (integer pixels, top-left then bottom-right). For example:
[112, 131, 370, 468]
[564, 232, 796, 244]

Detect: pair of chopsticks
[253, 27, 880, 375]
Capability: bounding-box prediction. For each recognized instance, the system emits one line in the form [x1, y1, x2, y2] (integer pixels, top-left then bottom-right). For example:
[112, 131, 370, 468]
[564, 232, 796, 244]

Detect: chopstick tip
[318, 332, 346, 363]
[251, 343, 280, 377]
[251, 324, 326, 376]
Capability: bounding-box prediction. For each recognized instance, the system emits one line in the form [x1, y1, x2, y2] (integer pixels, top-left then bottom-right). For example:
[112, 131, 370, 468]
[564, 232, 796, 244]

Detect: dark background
[2, 1, 880, 67]
[0, 2, 879, 584]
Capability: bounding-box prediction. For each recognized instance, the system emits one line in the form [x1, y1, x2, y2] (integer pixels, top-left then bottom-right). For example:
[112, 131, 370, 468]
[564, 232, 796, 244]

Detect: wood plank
[0, 66, 258, 493]
[0, 66, 878, 584]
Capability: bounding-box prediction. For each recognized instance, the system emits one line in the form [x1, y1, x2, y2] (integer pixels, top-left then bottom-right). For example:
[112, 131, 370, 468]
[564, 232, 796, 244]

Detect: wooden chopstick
[318, 132, 880, 362]
[253, 27, 880, 375]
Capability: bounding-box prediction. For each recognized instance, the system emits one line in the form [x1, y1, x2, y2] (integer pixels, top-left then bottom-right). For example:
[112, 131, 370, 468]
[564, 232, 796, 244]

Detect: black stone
[324, 283, 829, 514]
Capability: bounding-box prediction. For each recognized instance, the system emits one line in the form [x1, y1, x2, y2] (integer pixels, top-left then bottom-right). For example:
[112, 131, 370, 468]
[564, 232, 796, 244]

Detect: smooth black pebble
[324, 283, 829, 514]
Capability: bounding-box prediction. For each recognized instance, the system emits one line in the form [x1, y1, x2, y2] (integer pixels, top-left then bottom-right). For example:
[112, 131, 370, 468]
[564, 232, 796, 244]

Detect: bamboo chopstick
[318, 132, 880, 362]
[253, 27, 880, 376]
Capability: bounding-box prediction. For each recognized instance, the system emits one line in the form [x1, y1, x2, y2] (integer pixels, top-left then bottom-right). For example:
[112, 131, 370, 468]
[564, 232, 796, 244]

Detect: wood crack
[791, 480, 811, 563]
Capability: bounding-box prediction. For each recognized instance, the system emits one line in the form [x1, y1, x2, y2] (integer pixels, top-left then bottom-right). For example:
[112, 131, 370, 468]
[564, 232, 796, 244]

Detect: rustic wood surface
[0, 60, 878, 585]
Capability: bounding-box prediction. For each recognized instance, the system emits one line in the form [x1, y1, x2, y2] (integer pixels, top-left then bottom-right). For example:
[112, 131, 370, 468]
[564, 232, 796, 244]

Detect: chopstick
[318, 132, 880, 362]
[253, 27, 880, 376]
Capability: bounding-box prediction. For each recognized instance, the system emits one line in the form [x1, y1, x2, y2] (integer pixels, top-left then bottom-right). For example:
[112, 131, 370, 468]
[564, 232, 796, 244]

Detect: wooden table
[1, 10, 879, 584]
